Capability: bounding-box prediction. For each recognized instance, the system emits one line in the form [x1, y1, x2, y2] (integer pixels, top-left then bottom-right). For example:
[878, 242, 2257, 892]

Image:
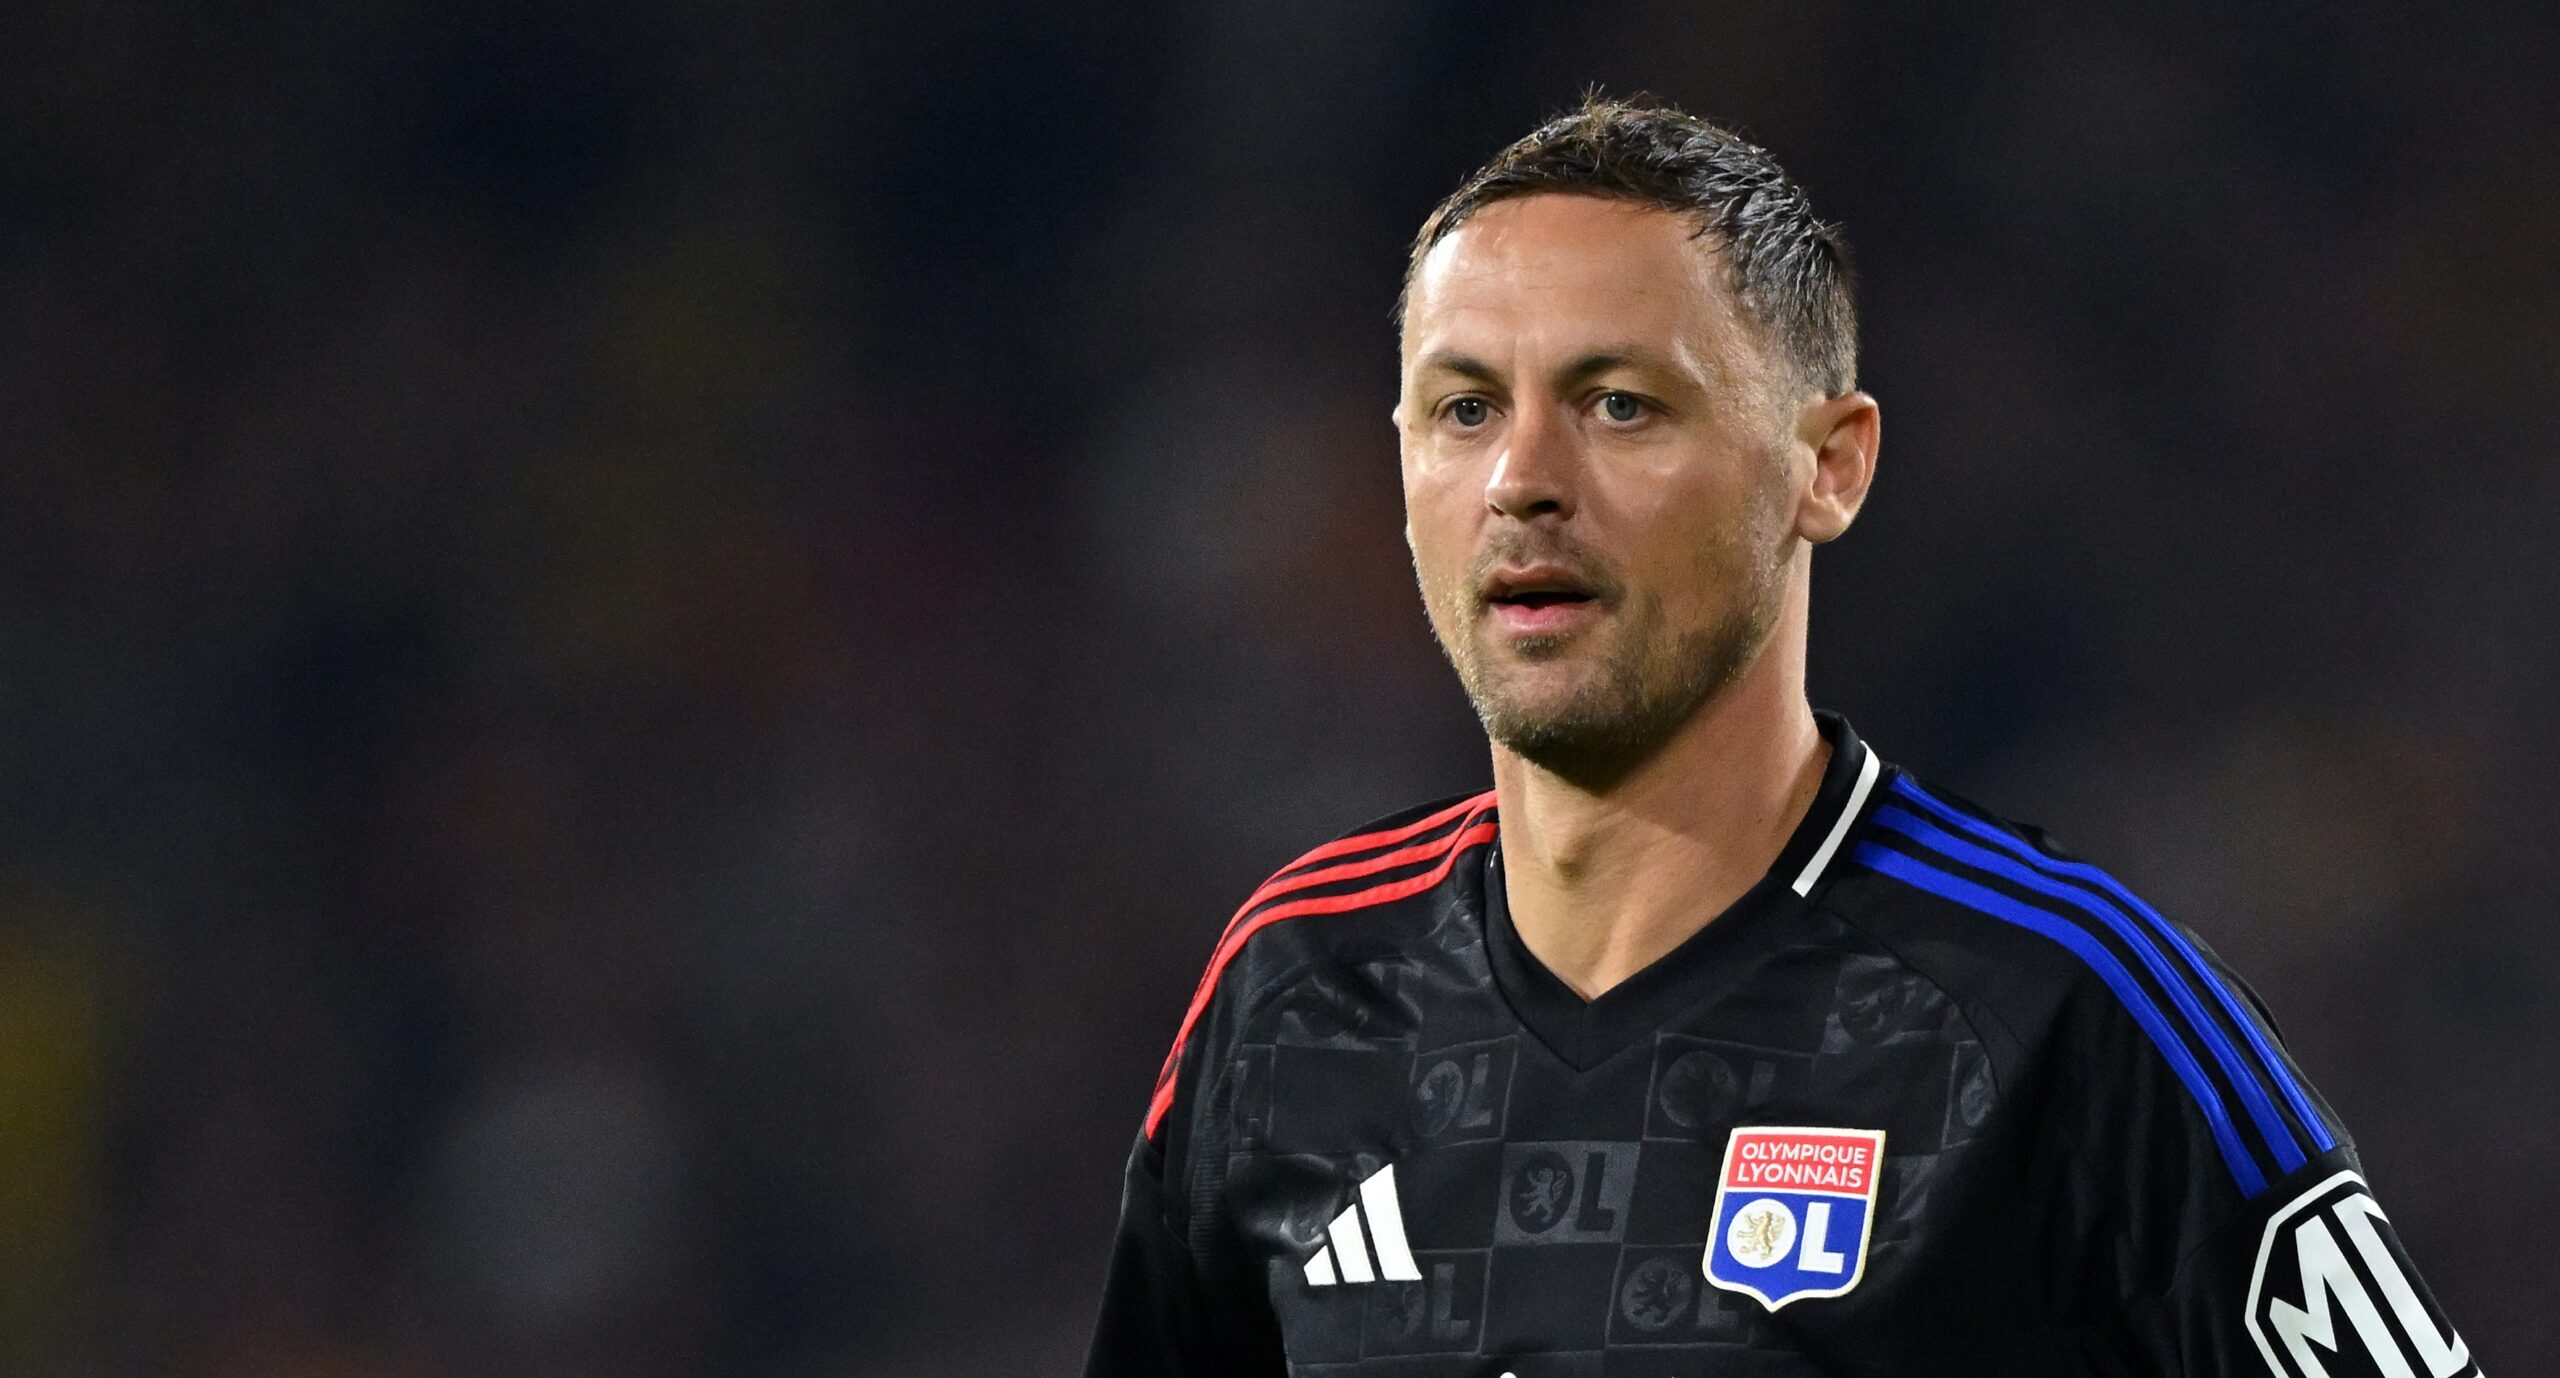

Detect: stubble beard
[1428, 522, 1791, 792]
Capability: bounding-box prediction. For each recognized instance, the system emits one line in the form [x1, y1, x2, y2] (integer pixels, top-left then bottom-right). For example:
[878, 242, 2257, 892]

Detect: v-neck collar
[1481, 712, 1883, 1072]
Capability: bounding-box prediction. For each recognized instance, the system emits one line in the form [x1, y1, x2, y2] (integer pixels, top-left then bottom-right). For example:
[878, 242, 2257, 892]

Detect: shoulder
[1823, 765, 2341, 1202]
[1820, 765, 2149, 1012]
[1210, 789, 1501, 972]
[1140, 788, 1498, 1140]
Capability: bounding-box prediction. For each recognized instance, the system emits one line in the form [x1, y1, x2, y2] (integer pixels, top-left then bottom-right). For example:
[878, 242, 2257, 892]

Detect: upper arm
[1084, 1132, 1222, 1378]
[2141, 1161, 2476, 1377]
[2068, 960, 2476, 1376]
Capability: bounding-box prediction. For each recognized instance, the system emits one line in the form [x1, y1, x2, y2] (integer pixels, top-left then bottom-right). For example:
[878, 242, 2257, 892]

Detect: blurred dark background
[4, 1, 2555, 1373]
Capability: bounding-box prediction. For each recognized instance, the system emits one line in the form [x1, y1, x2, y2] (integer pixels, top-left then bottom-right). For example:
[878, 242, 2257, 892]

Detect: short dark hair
[1402, 93, 1857, 398]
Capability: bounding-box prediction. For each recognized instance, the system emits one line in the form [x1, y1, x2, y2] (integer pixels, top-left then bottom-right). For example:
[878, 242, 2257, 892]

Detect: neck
[1490, 622, 1827, 1002]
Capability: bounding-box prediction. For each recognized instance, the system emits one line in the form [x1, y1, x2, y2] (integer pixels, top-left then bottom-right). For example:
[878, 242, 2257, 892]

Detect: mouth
[1479, 565, 1605, 637]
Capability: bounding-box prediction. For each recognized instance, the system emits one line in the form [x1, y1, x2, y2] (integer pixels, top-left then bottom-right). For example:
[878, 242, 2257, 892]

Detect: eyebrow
[1557, 348, 1658, 387]
[1413, 345, 1673, 390]
[1416, 350, 1503, 386]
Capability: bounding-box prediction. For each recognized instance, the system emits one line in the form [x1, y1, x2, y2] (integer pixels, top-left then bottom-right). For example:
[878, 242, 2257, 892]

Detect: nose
[1484, 397, 1578, 522]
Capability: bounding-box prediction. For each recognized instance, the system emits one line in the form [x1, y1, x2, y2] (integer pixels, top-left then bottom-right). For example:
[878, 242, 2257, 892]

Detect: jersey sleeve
[2061, 946, 2478, 1376]
[2142, 1156, 2478, 1378]
[1083, 1132, 1226, 1377]
[1083, 975, 1288, 1376]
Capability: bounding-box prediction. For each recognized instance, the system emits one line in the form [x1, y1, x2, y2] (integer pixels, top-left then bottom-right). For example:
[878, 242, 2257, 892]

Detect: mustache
[1466, 531, 1623, 603]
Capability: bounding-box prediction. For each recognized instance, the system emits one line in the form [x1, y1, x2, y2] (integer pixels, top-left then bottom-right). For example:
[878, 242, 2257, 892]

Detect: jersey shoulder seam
[1141, 789, 1498, 1140]
[1848, 770, 2337, 1202]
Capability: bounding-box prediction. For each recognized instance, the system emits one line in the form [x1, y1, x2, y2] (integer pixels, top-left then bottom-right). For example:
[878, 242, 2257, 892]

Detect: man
[1086, 96, 2472, 1377]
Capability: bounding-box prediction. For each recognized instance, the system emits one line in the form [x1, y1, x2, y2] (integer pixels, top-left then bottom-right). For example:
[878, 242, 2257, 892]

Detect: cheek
[1401, 468, 1475, 577]
[1594, 469, 1760, 597]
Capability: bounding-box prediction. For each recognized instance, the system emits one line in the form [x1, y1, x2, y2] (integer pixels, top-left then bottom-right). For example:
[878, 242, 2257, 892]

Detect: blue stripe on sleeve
[1887, 778, 2335, 1154]
[1870, 804, 2307, 1176]
[1850, 840, 2269, 1198]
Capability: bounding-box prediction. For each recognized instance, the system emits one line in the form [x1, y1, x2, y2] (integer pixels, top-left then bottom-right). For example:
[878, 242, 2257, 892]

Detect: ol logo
[1703, 1125, 1885, 1311]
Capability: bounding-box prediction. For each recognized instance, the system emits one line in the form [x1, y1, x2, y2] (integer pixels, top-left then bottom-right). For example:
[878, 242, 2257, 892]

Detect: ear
[1791, 390, 1880, 544]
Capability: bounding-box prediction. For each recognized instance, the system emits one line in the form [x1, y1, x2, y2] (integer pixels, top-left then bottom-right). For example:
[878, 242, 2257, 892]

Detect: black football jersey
[1086, 714, 2475, 1377]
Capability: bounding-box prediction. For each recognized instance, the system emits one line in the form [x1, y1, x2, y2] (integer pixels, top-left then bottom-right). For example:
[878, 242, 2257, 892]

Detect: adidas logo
[1302, 1163, 1423, 1286]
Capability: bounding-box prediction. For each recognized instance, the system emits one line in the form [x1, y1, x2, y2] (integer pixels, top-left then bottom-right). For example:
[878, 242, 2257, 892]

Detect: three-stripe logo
[1851, 775, 2334, 1200]
[1303, 1164, 1423, 1286]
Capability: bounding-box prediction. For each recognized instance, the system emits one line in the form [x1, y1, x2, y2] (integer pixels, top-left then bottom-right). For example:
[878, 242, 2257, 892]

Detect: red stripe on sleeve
[1266, 793, 1496, 885]
[1217, 793, 1500, 948]
[1143, 808, 1499, 1141]
[1149, 792, 1497, 1103]
[1146, 793, 1497, 1106]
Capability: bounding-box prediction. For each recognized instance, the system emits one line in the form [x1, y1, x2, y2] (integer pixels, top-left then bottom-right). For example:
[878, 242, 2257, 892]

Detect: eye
[1598, 391, 1645, 423]
[1446, 397, 1491, 428]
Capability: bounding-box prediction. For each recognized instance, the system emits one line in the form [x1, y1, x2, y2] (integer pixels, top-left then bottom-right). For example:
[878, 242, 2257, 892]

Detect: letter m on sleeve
[2246, 1173, 2475, 1378]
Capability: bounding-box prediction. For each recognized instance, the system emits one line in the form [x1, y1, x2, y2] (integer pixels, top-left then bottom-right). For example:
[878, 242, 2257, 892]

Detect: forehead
[1402, 194, 1756, 378]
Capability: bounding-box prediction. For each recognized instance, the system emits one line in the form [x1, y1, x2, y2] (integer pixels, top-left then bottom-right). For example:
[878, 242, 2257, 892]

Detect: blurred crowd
[2, 1, 2554, 1373]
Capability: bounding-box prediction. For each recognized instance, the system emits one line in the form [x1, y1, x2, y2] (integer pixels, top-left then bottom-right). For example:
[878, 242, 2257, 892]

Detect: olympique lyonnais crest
[1703, 1125, 1886, 1311]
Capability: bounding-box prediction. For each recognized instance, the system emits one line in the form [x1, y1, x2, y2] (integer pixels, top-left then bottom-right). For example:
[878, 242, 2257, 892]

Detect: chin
[1479, 704, 1669, 788]
[1469, 675, 1622, 749]
[1469, 660, 1600, 714]
[1476, 621, 1604, 666]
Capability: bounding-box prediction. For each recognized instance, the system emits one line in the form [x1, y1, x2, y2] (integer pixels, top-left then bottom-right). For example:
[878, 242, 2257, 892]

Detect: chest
[1201, 953, 2034, 1368]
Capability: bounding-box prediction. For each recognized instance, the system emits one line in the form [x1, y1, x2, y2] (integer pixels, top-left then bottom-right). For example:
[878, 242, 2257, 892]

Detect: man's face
[1397, 193, 1804, 784]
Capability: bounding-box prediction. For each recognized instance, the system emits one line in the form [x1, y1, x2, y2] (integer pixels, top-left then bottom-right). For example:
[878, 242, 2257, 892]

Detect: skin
[1396, 193, 1881, 1000]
